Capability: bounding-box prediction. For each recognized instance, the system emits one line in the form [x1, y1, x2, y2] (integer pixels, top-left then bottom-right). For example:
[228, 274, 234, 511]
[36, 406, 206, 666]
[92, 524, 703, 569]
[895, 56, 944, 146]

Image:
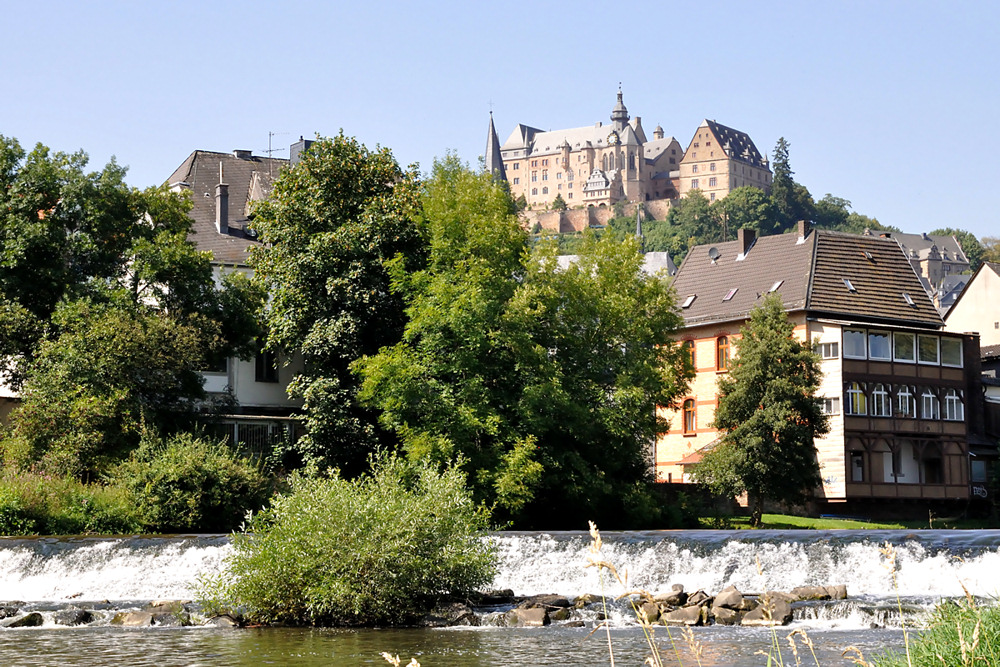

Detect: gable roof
[168, 150, 287, 265]
[673, 228, 943, 329]
[893, 232, 969, 264]
[944, 261, 1000, 322]
[683, 120, 769, 169]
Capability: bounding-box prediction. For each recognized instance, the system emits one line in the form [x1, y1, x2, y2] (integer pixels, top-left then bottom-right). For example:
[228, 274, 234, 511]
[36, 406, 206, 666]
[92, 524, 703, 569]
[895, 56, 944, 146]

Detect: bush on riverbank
[200, 455, 496, 626]
[0, 470, 140, 535]
[109, 431, 272, 533]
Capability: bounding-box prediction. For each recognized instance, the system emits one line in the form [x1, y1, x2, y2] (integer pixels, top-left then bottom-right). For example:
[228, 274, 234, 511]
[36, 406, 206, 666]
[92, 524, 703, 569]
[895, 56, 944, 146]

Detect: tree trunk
[750, 494, 763, 528]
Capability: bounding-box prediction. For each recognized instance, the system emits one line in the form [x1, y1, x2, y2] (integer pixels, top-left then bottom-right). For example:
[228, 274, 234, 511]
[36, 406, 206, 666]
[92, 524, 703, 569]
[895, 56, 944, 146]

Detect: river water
[1, 530, 997, 665]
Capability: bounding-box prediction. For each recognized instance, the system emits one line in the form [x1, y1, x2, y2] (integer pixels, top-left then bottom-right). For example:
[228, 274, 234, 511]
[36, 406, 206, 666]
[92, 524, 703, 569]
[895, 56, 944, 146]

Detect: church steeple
[485, 111, 507, 182]
[611, 87, 630, 131]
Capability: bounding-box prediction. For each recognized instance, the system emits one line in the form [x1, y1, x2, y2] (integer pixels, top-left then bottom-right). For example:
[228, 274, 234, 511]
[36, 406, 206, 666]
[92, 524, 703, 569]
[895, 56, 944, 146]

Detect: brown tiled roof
[807, 231, 942, 328]
[167, 150, 288, 266]
[673, 228, 944, 329]
[672, 231, 813, 326]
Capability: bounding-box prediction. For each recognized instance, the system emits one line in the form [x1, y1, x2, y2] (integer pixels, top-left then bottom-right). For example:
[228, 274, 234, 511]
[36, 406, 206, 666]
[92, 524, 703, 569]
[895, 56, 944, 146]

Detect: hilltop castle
[486, 91, 772, 210]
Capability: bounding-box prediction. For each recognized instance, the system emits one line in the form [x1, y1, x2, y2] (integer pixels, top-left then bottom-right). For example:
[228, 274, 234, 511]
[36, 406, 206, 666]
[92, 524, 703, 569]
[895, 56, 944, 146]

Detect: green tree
[813, 194, 897, 236]
[710, 186, 780, 238]
[983, 236, 1000, 265]
[692, 295, 828, 526]
[769, 138, 814, 230]
[551, 193, 567, 210]
[929, 227, 984, 272]
[357, 157, 692, 527]
[249, 133, 426, 473]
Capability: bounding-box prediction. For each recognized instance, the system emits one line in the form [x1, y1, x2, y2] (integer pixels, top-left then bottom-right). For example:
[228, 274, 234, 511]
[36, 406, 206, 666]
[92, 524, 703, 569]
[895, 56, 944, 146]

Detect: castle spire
[611, 86, 629, 131]
[485, 111, 507, 183]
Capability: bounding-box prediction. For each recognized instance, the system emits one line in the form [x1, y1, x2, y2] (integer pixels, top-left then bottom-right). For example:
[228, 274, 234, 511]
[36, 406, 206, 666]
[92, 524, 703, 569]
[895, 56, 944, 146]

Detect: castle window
[542, 187, 548, 194]
[710, 163, 716, 171]
[691, 179, 699, 189]
[568, 193, 573, 199]
[709, 177, 717, 187]
[567, 169, 574, 181]
[692, 164, 698, 173]
[532, 188, 537, 195]
[531, 160, 538, 167]
[542, 170, 548, 181]
[532, 172, 537, 182]
[542, 159, 548, 166]
[710, 193, 715, 201]
[557, 172, 562, 179]
[716, 336, 730, 371]
[513, 177, 519, 185]
[694, 142, 700, 148]
[512, 163, 519, 170]
[557, 184, 561, 190]
[682, 399, 696, 434]
[669, 157, 675, 164]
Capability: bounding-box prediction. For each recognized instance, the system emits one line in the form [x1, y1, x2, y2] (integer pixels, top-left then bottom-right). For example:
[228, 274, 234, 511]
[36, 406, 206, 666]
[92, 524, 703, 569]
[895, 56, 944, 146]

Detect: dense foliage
[692, 295, 828, 526]
[110, 432, 271, 533]
[0, 470, 139, 535]
[0, 136, 263, 480]
[200, 456, 494, 626]
[357, 157, 692, 527]
[249, 134, 426, 473]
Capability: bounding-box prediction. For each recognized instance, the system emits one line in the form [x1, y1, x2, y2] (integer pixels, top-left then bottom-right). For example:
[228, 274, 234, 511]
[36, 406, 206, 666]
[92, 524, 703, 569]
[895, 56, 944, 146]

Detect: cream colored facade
[945, 263, 1000, 348]
[677, 120, 773, 202]
[497, 92, 768, 210]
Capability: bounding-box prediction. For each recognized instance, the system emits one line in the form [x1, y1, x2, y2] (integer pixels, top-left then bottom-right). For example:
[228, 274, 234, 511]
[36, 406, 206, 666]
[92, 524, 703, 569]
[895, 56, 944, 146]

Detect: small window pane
[918, 335, 940, 364]
[941, 338, 963, 367]
[844, 329, 866, 358]
[894, 332, 916, 362]
[868, 331, 891, 360]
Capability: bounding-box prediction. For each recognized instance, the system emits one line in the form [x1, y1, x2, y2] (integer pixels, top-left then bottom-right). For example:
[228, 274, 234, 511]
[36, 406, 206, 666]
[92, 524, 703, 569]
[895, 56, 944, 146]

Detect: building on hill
[658, 221, 984, 516]
[167, 143, 309, 445]
[677, 119, 772, 202]
[491, 91, 769, 211]
[891, 231, 970, 290]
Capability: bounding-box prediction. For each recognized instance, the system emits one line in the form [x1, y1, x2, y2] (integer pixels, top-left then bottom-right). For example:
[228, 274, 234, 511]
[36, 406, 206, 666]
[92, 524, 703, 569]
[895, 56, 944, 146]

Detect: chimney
[797, 219, 811, 240]
[290, 136, 315, 166]
[216, 162, 229, 235]
[737, 228, 756, 258]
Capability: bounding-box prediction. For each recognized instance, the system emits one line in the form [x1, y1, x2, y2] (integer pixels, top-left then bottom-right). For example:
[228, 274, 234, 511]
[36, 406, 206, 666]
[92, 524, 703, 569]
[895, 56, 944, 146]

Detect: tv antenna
[263, 131, 289, 177]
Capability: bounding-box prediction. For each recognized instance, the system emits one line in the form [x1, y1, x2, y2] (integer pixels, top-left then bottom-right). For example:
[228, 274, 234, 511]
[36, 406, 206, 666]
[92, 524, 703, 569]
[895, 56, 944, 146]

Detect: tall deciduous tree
[710, 186, 780, 238]
[692, 295, 828, 526]
[249, 134, 426, 473]
[357, 157, 692, 527]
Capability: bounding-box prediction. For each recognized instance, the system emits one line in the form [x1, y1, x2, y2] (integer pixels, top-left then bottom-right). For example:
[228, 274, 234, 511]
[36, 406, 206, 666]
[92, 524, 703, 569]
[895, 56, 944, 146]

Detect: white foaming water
[490, 530, 1000, 600]
[0, 536, 231, 601]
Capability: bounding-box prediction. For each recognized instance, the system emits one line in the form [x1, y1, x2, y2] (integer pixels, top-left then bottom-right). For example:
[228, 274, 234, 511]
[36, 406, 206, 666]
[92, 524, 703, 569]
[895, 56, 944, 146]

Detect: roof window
[902, 292, 915, 306]
[681, 295, 697, 309]
[723, 288, 738, 302]
[769, 280, 783, 293]
[843, 278, 857, 293]
[864, 251, 874, 261]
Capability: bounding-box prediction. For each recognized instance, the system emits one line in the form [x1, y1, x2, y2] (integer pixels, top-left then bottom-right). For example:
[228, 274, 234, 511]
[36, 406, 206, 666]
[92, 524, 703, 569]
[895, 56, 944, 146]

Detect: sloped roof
[643, 136, 679, 161]
[485, 113, 507, 182]
[167, 150, 287, 265]
[673, 228, 943, 329]
[944, 261, 1000, 321]
[697, 120, 769, 168]
[981, 343, 1000, 360]
[893, 232, 969, 264]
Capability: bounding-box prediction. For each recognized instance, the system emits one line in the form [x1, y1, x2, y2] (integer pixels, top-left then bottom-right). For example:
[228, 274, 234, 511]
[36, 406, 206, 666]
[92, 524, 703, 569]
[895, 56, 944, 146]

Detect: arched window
[871, 384, 891, 417]
[683, 399, 696, 434]
[896, 385, 915, 417]
[602, 154, 608, 171]
[921, 389, 940, 420]
[846, 382, 867, 415]
[716, 336, 730, 371]
[943, 389, 964, 421]
[542, 187, 548, 194]
[682, 340, 695, 368]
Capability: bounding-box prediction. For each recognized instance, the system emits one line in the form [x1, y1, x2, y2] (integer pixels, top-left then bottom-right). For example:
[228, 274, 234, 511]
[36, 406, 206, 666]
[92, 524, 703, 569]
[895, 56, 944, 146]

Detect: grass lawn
[699, 513, 994, 530]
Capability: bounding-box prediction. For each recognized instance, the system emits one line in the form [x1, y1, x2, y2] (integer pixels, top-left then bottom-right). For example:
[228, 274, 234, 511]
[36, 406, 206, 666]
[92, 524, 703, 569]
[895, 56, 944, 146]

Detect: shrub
[109, 431, 271, 533]
[200, 455, 495, 626]
[0, 470, 140, 535]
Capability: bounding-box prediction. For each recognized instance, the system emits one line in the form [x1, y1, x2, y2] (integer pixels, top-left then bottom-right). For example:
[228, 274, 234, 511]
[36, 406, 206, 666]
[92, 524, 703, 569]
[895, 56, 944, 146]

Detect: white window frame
[943, 389, 964, 421]
[918, 335, 940, 365]
[818, 342, 839, 359]
[843, 329, 867, 359]
[941, 338, 963, 368]
[871, 384, 891, 417]
[921, 389, 940, 420]
[893, 332, 916, 363]
[846, 382, 867, 415]
[896, 385, 915, 418]
[820, 397, 841, 415]
[868, 331, 892, 361]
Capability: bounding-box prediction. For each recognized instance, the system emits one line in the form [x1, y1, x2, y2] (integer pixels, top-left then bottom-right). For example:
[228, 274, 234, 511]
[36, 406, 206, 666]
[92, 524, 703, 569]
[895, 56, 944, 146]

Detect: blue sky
[5, 1, 998, 240]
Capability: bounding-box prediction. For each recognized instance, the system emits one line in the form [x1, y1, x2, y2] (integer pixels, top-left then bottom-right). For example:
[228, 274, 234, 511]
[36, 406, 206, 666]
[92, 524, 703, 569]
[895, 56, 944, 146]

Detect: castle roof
[167, 150, 287, 265]
[687, 119, 769, 169]
[892, 232, 969, 264]
[485, 112, 507, 182]
[673, 227, 943, 330]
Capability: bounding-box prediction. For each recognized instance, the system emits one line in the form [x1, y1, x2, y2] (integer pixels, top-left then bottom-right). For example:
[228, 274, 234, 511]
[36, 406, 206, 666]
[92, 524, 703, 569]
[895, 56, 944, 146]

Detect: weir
[2, 530, 998, 606]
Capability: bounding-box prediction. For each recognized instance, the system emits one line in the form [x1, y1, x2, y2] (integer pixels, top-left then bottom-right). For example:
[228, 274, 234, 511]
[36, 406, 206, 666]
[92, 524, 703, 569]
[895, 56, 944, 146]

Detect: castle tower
[611, 89, 630, 131]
